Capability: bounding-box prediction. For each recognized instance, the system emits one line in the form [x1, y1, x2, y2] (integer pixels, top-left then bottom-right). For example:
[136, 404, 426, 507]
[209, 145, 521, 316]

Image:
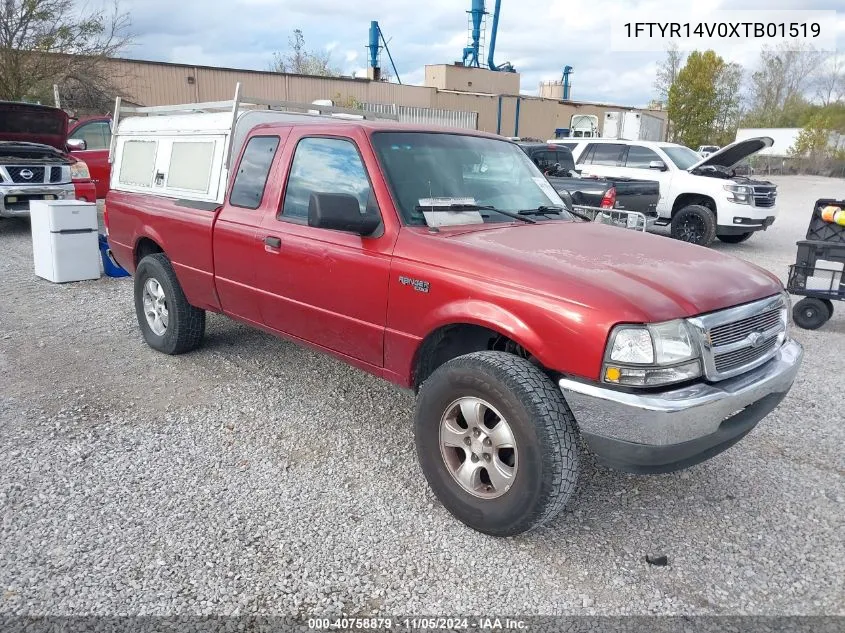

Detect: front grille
[714, 337, 778, 373]
[50, 166, 63, 182]
[753, 186, 777, 208]
[6, 166, 45, 183]
[692, 295, 787, 381]
[709, 306, 783, 346]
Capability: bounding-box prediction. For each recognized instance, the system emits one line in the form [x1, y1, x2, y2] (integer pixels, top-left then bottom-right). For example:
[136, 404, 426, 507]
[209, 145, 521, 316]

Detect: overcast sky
[114, 0, 845, 107]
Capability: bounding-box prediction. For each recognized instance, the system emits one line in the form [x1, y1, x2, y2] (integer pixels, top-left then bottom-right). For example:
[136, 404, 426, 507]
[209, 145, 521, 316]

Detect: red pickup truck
[106, 110, 803, 536]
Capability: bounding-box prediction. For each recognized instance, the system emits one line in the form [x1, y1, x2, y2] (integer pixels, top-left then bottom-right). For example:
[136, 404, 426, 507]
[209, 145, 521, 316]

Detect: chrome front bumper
[0, 184, 74, 217]
[558, 339, 803, 473]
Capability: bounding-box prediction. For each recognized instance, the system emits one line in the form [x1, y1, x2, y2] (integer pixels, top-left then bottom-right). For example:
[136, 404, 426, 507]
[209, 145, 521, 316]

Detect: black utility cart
[787, 199, 845, 329]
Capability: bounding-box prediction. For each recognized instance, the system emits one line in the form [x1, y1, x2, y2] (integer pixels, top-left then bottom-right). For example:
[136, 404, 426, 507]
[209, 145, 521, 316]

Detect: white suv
[548, 137, 777, 246]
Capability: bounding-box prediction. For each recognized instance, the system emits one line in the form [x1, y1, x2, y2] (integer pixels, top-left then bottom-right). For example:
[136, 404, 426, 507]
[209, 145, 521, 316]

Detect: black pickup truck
[518, 143, 659, 216]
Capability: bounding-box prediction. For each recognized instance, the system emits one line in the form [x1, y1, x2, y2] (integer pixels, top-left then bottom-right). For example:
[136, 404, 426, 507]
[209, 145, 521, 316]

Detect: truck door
[254, 131, 394, 368]
[214, 130, 291, 325]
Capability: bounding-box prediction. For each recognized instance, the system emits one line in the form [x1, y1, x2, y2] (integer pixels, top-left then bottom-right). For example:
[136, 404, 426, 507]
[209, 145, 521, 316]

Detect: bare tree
[270, 29, 341, 77]
[654, 43, 685, 102]
[654, 43, 685, 140]
[747, 43, 823, 118]
[815, 52, 844, 106]
[713, 62, 744, 145]
[0, 0, 132, 110]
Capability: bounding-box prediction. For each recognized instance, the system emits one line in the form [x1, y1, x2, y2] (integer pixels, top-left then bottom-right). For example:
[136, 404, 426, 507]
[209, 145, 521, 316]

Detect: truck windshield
[661, 145, 703, 170]
[371, 132, 573, 226]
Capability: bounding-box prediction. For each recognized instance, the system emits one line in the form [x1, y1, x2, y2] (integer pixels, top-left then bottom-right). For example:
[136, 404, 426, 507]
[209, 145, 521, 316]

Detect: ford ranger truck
[0, 101, 95, 218]
[106, 117, 803, 537]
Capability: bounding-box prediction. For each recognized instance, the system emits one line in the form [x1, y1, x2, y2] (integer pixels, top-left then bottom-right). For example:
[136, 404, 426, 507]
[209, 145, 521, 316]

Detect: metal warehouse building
[98, 57, 666, 140]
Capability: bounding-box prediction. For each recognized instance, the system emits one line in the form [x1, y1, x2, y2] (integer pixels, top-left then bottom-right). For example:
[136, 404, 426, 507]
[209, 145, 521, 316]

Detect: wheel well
[412, 324, 534, 391]
[671, 194, 716, 217]
[135, 237, 164, 266]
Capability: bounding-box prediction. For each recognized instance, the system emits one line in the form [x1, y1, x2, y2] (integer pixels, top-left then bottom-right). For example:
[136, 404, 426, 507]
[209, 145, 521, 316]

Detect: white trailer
[602, 111, 664, 142]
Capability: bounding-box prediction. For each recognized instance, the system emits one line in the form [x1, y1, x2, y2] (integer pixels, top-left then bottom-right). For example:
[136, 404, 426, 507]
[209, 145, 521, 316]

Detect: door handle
[264, 236, 281, 248]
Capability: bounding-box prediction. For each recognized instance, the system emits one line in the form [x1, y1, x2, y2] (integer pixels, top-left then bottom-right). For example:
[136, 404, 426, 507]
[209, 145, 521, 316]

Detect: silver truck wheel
[416, 351, 579, 536]
[439, 397, 517, 500]
[134, 253, 205, 355]
[142, 278, 169, 336]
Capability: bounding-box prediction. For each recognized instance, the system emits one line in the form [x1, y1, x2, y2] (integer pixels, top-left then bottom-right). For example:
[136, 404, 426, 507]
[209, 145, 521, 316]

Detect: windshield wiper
[519, 205, 593, 222]
[414, 203, 536, 224]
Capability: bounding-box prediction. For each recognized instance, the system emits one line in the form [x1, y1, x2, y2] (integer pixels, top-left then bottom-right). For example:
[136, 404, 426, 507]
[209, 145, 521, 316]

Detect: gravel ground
[0, 176, 843, 617]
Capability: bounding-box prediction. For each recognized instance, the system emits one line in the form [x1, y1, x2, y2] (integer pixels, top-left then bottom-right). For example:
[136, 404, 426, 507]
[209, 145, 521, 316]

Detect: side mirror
[648, 160, 667, 171]
[308, 193, 380, 236]
[67, 138, 87, 151]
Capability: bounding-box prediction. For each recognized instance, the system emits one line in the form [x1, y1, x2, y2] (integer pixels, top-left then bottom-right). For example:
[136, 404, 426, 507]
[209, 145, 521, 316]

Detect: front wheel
[792, 297, 832, 330]
[671, 204, 717, 247]
[134, 253, 206, 354]
[415, 351, 579, 536]
[718, 232, 754, 244]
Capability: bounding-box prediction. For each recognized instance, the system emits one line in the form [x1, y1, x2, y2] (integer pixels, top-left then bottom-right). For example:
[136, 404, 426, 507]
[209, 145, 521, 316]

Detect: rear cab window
[229, 136, 281, 209]
[579, 143, 626, 166]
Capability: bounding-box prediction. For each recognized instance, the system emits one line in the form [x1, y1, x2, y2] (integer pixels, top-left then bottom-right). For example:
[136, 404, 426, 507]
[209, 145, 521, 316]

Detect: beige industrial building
[98, 56, 666, 140]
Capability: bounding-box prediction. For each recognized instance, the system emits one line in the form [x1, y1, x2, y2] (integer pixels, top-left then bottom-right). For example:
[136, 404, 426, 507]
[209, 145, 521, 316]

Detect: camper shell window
[167, 141, 216, 193]
[119, 140, 157, 187]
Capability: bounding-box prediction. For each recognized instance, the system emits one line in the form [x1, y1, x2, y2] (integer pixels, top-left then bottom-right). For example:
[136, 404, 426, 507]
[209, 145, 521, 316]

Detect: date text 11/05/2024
[622, 22, 821, 38]
[308, 617, 527, 630]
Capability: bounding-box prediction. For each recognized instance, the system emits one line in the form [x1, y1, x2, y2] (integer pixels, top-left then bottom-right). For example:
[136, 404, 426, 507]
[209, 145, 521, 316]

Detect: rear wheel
[718, 232, 754, 244]
[415, 351, 579, 536]
[134, 253, 206, 354]
[671, 204, 717, 247]
[792, 297, 831, 330]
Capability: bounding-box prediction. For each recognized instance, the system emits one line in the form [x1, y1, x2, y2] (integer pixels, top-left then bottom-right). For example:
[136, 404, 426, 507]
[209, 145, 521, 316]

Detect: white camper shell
[108, 83, 398, 204]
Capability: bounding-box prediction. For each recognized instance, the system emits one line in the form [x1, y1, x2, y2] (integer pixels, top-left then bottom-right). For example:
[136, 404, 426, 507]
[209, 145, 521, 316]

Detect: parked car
[518, 142, 658, 216]
[697, 145, 720, 157]
[549, 137, 778, 247]
[67, 115, 112, 199]
[106, 96, 803, 536]
[0, 102, 95, 218]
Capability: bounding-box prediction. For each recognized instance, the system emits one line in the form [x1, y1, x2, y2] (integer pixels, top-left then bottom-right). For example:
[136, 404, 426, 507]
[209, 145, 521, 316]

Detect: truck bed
[547, 175, 659, 216]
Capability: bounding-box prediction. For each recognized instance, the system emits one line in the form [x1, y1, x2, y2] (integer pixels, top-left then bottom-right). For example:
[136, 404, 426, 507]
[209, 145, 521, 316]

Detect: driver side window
[280, 137, 378, 222]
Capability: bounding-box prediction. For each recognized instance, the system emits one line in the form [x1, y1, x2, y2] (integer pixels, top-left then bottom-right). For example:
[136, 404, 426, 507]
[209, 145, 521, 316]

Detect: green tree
[270, 29, 341, 77]
[0, 0, 131, 109]
[668, 50, 737, 149]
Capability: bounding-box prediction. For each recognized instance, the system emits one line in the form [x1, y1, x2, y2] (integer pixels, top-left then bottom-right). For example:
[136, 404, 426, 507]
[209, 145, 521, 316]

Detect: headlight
[70, 160, 90, 180]
[724, 184, 752, 205]
[603, 320, 702, 387]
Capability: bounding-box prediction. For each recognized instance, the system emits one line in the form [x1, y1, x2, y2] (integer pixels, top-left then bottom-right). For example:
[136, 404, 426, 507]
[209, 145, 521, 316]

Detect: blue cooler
[98, 234, 130, 278]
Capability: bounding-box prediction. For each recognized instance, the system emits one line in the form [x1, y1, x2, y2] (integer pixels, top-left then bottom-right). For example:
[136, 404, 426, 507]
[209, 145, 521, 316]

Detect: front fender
[423, 299, 548, 363]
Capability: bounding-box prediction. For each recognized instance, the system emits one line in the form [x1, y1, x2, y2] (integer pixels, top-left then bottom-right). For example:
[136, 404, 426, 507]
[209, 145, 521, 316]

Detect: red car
[67, 115, 112, 199]
[106, 116, 803, 536]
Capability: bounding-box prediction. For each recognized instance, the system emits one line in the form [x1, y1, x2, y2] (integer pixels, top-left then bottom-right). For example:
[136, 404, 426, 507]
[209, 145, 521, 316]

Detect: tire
[671, 204, 717, 247]
[792, 297, 831, 330]
[415, 351, 579, 536]
[134, 253, 206, 354]
[718, 232, 754, 244]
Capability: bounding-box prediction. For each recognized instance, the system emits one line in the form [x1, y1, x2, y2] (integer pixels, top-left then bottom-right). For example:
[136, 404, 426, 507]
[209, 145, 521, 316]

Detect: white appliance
[30, 200, 100, 283]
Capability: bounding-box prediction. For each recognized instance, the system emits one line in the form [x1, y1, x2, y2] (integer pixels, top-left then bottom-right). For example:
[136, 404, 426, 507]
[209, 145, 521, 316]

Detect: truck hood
[688, 137, 773, 171]
[0, 101, 69, 150]
[438, 222, 782, 321]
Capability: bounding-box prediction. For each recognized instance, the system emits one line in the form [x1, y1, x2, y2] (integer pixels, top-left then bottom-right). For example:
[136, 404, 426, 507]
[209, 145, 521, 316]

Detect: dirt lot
[0, 176, 843, 617]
